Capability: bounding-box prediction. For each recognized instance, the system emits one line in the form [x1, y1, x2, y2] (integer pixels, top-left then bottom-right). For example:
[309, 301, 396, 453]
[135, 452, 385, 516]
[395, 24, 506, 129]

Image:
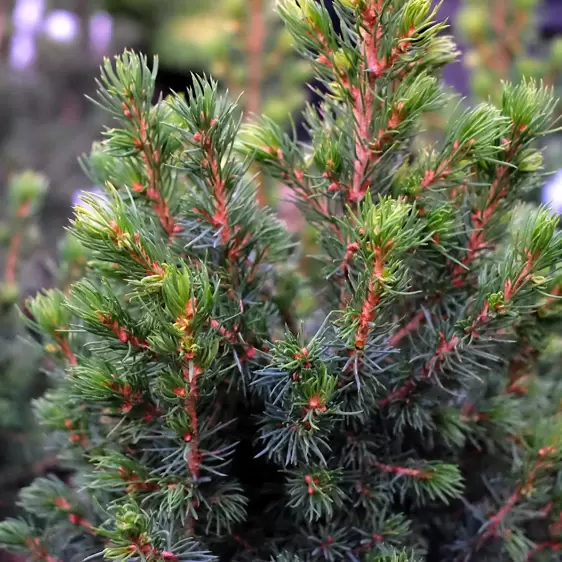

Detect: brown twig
[389, 310, 425, 347]
[4, 233, 22, 284]
[492, 0, 509, 79]
[247, 0, 267, 207]
[4, 202, 32, 284]
[247, 0, 265, 117]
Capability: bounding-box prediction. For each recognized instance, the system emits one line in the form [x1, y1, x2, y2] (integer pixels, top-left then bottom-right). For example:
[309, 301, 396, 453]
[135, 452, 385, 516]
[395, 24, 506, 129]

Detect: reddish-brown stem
[479, 485, 522, 545]
[377, 378, 416, 407]
[210, 319, 256, 361]
[4, 233, 22, 284]
[389, 310, 425, 347]
[381, 244, 539, 407]
[479, 453, 554, 547]
[348, 5, 417, 203]
[378, 330, 460, 406]
[232, 535, 252, 550]
[340, 242, 393, 386]
[452, 171, 507, 286]
[105, 380, 144, 414]
[126, 540, 178, 562]
[194, 130, 250, 263]
[183, 364, 202, 478]
[66, 512, 96, 534]
[354, 244, 388, 350]
[423, 332, 460, 377]
[246, 0, 267, 207]
[349, 3, 382, 204]
[124, 101, 180, 237]
[207, 147, 230, 247]
[25, 538, 61, 562]
[354, 533, 384, 553]
[340, 242, 360, 277]
[527, 541, 562, 560]
[452, 135, 520, 287]
[492, 0, 509, 79]
[247, 0, 265, 118]
[373, 460, 428, 479]
[55, 333, 77, 366]
[177, 299, 202, 484]
[311, 2, 413, 204]
[97, 312, 148, 349]
[4, 202, 32, 284]
[109, 223, 164, 277]
[118, 467, 158, 493]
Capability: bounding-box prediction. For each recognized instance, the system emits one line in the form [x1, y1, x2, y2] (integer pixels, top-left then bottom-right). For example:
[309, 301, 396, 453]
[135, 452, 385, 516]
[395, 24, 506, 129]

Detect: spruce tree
[1, 1, 562, 561]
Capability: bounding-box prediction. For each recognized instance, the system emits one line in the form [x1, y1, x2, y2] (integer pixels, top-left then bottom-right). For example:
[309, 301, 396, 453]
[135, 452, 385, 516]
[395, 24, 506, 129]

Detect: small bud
[456, 6, 488, 42]
[0, 282, 19, 306]
[551, 38, 562, 67]
[333, 49, 351, 72]
[8, 171, 48, 213]
[530, 211, 557, 254]
[517, 148, 543, 172]
[487, 292, 505, 312]
[531, 275, 546, 285]
[308, 395, 322, 409]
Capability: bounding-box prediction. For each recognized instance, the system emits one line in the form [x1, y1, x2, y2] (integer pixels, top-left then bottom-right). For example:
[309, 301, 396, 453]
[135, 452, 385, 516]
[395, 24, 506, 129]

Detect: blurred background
[0, 0, 562, 553]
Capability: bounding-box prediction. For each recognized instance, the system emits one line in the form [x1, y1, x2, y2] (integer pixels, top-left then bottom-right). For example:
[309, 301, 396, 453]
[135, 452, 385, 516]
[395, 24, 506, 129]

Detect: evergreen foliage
[456, 0, 547, 102]
[454, 0, 562, 180]
[0, 171, 87, 521]
[2, 1, 562, 561]
[109, 0, 309, 123]
[0, 171, 49, 520]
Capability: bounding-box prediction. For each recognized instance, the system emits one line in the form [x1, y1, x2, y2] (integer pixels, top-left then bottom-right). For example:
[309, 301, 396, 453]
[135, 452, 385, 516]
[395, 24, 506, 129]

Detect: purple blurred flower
[43, 10, 79, 43]
[89, 12, 113, 55]
[542, 170, 562, 214]
[9, 32, 36, 69]
[13, 0, 45, 32]
[72, 186, 108, 214]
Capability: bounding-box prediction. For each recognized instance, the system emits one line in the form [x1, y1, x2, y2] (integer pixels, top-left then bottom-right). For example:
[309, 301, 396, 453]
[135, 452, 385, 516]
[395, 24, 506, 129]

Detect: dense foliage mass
[0, 172, 86, 520]
[1, 1, 562, 561]
[0, 172, 50, 519]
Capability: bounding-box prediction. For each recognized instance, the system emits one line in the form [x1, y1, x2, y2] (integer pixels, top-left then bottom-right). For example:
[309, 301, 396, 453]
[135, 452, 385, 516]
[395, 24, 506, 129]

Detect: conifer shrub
[1, 1, 562, 561]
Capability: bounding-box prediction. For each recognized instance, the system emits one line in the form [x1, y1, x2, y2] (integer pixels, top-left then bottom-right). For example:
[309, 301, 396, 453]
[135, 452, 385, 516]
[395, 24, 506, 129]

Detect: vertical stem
[4, 202, 31, 284]
[247, 0, 267, 207]
[4, 234, 22, 284]
[247, 0, 265, 117]
[56, 334, 77, 366]
[492, 0, 509, 80]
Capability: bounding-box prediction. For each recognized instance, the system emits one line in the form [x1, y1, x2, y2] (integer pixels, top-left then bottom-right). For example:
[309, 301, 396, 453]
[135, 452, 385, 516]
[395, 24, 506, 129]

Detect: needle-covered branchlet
[2, 2, 562, 562]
